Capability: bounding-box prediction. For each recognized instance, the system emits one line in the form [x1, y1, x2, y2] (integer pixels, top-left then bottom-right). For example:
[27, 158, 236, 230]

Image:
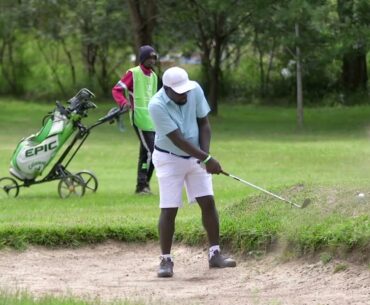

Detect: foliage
[0, 2, 30, 95]
[0, 0, 131, 99]
[158, 0, 254, 113]
[336, 0, 370, 91]
[0, 0, 368, 104]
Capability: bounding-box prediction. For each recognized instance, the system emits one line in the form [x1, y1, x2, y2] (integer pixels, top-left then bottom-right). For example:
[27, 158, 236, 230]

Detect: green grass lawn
[0, 98, 369, 259]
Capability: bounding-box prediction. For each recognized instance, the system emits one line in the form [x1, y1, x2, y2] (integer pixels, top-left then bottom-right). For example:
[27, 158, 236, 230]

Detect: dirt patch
[0, 242, 369, 305]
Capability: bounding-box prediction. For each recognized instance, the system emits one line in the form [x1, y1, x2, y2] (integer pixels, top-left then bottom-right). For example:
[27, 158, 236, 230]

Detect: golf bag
[9, 88, 96, 181]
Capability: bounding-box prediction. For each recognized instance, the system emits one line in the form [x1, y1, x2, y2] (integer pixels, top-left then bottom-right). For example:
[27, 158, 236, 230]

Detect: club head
[300, 198, 311, 208]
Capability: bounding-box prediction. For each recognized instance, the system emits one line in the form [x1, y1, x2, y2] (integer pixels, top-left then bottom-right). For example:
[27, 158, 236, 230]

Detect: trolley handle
[98, 106, 128, 124]
[56, 101, 70, 117]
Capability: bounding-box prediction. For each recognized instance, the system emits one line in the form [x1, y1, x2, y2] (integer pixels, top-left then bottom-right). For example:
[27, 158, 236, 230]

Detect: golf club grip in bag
[9, 89, 95, 181]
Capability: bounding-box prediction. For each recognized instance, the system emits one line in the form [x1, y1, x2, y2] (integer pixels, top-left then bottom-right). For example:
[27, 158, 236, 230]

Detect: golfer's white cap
[162, 67, 197, 94]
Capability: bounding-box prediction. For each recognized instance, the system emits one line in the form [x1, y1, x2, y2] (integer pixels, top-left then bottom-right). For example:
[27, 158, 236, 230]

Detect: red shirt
[112, 64, 153, 109]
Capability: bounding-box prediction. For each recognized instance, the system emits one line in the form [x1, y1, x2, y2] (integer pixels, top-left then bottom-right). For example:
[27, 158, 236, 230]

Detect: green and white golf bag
[9, 89, 96, 181]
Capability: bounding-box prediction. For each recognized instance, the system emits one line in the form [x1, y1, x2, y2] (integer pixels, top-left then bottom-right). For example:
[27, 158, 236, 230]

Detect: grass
[0, 291, 143, 305]
[1, 98, 370, 305]
[0, 99, 370, 260]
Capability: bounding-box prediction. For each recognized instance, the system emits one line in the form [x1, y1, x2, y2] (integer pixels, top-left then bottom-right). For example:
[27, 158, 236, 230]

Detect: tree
[0, 1, 29, 95]
[70, 0, 131, 94]
[29, 0, 131, 96]
[249, 2, 279, 97]
[271, 0, 334, 127]
[127, 0, 158, 60]
[295, 23, 303, 129]
[337, 0, 369, 91]
[30, 0, 76, 96]
[158, 0, 252, 114]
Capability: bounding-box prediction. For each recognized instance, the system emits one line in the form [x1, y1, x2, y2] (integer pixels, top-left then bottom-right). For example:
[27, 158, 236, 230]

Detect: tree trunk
[127, 0, 157, 63]
[97, 47, 109, 95]
[0, 40, 18, 93]
[203, 40, 221, 115]
[295, 23, 304, 130]
[337, 0, 368, 91]
[208, 67, 219, 115]
[200, 42, 214, 111]
[341, 50, 368, 91]
[61, 39, 76, 87]
[265, 40, 276, 94]
[79, 16, 98, 79]
[256, 42, 266, 97]
[83, 43, 98, 78]
[37, 41, 67, 96]
[254, 29, 266, 97]
[209, 14, 224, 115]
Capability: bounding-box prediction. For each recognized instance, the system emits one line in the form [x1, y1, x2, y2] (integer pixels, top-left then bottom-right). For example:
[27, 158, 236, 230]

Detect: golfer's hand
[205, 157, 222, 174]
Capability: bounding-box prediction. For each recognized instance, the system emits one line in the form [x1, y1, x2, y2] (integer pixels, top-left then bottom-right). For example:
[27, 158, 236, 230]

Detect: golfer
[112, 45, 158, 194]
[148, 66, 236, 278]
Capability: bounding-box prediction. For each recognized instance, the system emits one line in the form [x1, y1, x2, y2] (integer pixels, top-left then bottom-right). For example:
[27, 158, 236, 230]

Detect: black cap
[139, 45, 157, 63]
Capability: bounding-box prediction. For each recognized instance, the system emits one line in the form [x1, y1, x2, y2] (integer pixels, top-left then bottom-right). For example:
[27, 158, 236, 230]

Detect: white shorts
[152, 150, 214, 208]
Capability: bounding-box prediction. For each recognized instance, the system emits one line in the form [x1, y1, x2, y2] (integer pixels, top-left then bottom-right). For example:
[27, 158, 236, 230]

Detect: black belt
[154, 145, 191, 159]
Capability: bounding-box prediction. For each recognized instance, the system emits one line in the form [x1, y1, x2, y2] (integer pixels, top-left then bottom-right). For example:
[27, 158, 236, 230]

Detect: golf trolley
[0, 88, 127, 199]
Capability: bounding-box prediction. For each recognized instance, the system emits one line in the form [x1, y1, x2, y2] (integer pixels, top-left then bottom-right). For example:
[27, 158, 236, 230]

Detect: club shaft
[222, 171, 301, 208]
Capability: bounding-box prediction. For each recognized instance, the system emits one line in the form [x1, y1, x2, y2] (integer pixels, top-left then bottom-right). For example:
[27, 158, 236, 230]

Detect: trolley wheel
[75, 170, 98, 193]
[0, 177, 20, 199]
[57, 174, 85, 199]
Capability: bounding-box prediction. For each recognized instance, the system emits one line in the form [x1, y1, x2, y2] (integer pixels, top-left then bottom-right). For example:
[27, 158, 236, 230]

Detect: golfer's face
[166, 87, 188, 105]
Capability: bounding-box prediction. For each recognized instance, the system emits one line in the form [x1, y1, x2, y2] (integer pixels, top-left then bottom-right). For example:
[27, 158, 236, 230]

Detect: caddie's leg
[133, 126, 152, 194]
[139, 130, 155, 185]
[136, 142, 148, 190]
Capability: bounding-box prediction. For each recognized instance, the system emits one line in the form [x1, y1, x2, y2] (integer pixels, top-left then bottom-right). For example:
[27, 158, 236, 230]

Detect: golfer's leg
[158, 208, 178, 254]
[196, 196, 219, 246]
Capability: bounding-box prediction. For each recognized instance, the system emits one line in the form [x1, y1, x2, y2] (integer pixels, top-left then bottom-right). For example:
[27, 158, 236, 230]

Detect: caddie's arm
[112, 71, 133, 109]
[166, 128, 222, 175]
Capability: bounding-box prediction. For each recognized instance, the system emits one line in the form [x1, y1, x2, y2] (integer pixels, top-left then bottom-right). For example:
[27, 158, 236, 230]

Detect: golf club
[221, 171, 311, 209]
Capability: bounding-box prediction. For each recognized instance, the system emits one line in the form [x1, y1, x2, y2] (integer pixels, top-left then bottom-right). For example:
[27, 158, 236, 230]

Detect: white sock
[160, 254, 173, 262]
[209, 245, 220, 259]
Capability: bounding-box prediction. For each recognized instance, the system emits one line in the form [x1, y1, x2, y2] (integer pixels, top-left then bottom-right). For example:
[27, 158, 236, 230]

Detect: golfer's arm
[197, 116, 211, 154]
[166, 129, 209, 161]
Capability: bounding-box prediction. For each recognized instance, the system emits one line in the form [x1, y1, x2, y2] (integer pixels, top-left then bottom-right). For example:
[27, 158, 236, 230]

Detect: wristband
[203, 155, 212, 164]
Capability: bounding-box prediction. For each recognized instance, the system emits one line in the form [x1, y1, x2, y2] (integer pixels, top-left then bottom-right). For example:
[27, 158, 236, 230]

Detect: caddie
[112, 45, 158, 194]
